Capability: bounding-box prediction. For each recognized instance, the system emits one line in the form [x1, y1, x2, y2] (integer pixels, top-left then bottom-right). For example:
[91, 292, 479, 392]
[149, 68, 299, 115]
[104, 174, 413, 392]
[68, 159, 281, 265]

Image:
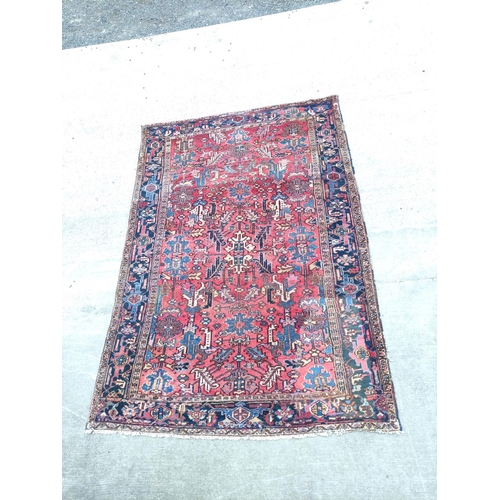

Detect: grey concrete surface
[63, 0, 339, 49]
[62, 0, 436, 498]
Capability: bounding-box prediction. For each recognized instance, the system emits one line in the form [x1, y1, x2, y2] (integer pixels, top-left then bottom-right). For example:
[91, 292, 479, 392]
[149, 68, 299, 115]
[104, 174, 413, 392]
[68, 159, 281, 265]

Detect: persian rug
[87, 96, 401, 438]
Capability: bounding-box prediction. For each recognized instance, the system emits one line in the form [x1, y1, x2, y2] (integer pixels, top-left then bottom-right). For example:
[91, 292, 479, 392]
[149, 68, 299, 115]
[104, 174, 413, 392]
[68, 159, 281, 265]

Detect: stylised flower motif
[309, 400, 330, 418]
[285, 177, 310, 202]
[132, 263, 148, 276]
[150, 405, 171, 421]
[124, 287, 144, 319]
[153, 315, 183, 339]
[121, 324, 136, 335]
[115, 355, 129, 366]
[340, 399, 357, 415]
[143, 182, 158, 194]
[327, 171, 341, 182]
[275, 406, 295, 421]
[229, 182, 251, 202]
[140, 207, 156, 218]
[334, 226, 351, 237]
[343, 284, 358, 295]
[354, 346, 370, 360]
[137, 235, 151, 247]
[127, 293, 142, 305]
[122, 404, 139, 418]
[186, 408, 208, 424]
[288, 227, 318, 263]
[171, 185, 194, 210]
[225, 313, 255, 337]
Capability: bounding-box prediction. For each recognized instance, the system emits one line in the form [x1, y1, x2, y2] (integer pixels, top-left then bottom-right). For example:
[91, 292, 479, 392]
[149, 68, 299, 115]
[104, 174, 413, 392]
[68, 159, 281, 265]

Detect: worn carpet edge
[84, 427, 403, 440]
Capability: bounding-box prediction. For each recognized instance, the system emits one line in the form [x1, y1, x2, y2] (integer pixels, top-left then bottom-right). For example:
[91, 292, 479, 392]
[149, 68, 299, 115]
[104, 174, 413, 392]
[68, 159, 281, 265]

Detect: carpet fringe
[84, 427, 403, 440]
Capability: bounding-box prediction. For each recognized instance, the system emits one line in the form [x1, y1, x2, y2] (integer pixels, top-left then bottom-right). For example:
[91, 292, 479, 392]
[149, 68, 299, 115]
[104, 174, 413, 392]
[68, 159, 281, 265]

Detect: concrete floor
[62, 0, 436, 498]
